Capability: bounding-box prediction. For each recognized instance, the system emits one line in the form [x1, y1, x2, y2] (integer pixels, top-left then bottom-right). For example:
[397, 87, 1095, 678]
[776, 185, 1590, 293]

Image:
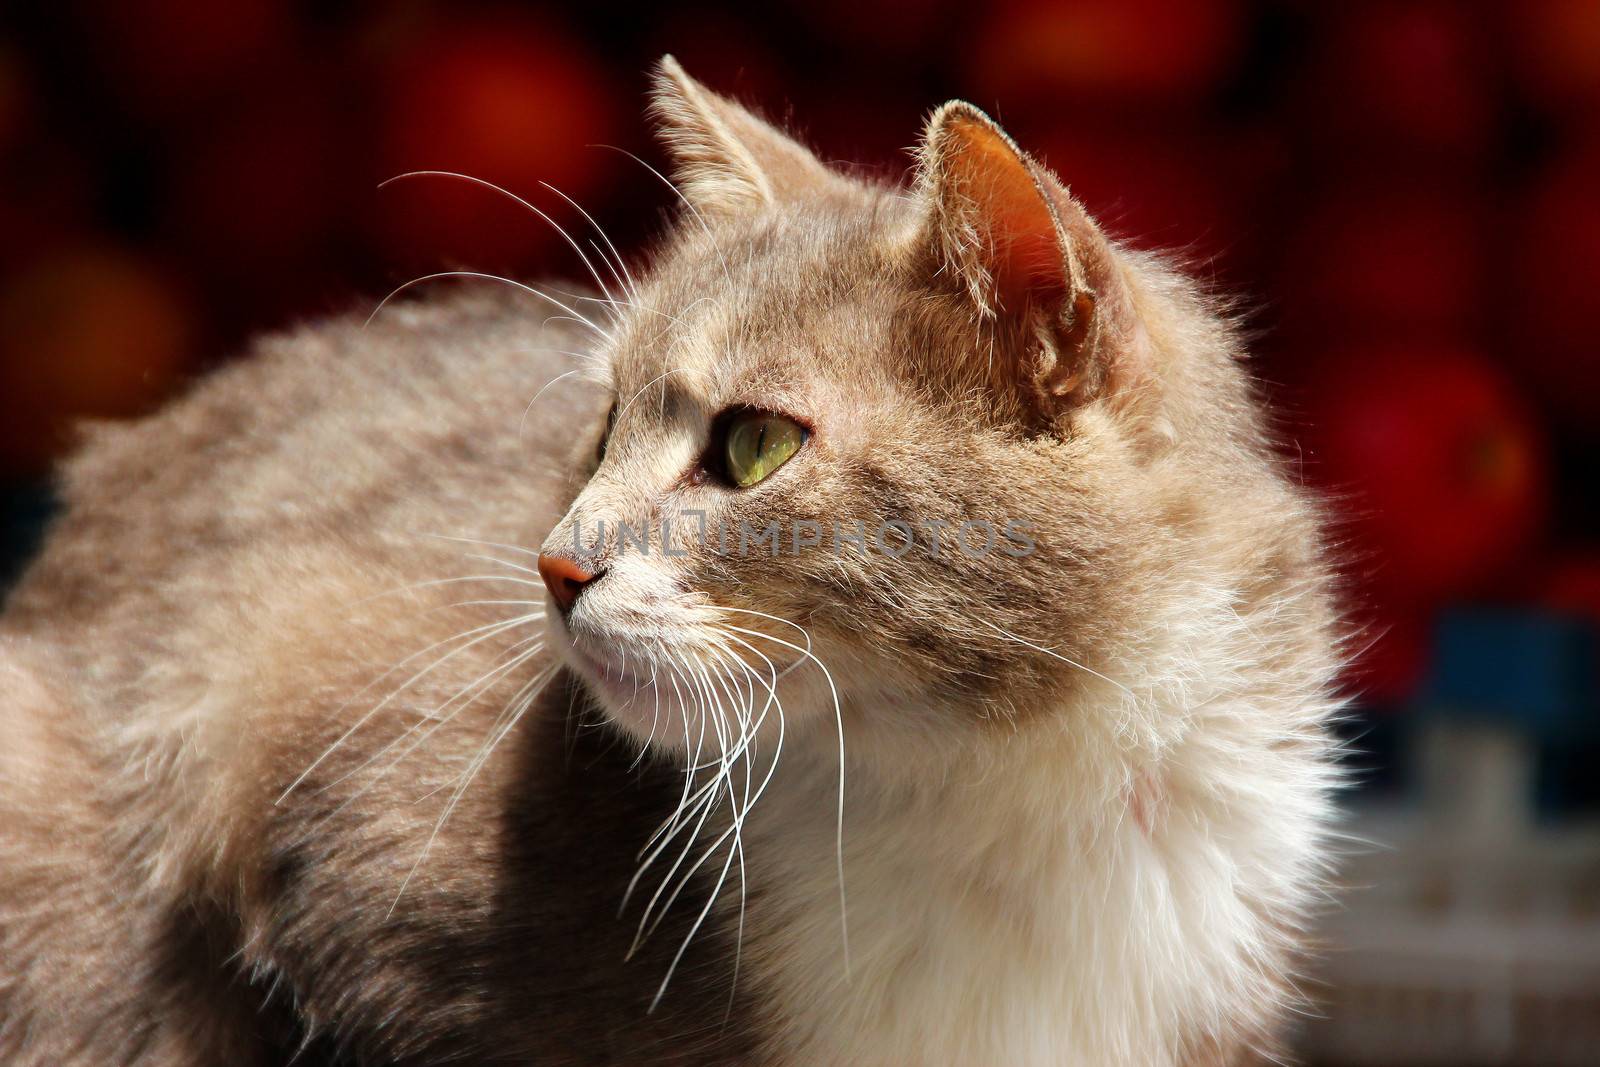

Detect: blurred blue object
[1419, 607, 1600, 819]
[1424, 608, 1599, 737]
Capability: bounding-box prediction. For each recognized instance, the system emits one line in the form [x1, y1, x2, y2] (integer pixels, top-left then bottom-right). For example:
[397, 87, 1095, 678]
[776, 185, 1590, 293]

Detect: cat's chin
[563, 643, 649, 710]
[554, 631, 805, 759]
[551, 636, 686, 750]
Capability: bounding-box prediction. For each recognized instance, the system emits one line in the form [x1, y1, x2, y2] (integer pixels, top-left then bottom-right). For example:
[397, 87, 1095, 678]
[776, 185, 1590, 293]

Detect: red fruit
[0, 247, 195, 474]
[1304, 344, 1547, 608]
[1280, 181, 1486, 340]
[1513, 139, 1600, 426]
[970, 0, 1245, 104]
[372, 18, 620, 274]
[1512, 0, 1600, 112]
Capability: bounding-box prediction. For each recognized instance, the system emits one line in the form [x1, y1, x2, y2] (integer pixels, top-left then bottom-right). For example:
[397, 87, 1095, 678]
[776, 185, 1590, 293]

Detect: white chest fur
[739, 702, 1334, 1066]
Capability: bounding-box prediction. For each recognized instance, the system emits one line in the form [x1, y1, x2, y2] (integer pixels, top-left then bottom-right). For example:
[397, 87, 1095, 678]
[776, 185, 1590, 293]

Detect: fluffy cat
[0, 59, 1343, 1065]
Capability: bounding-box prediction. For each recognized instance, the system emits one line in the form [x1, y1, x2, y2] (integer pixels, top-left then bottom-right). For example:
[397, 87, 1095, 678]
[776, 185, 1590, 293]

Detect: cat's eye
[722, 411, 806, 488]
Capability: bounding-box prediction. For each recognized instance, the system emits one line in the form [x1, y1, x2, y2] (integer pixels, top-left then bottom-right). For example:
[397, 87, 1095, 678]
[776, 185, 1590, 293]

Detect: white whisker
[279, 609, 541, 803]
[379, 171, 622, 313]
[388, 661, 559, 917]
[519, 367, 590, 435]
[979, 619, 1134, 697]
[717, 612, 850, 977]
[538, 180, 639, 302]
[364, 271, 611, 341]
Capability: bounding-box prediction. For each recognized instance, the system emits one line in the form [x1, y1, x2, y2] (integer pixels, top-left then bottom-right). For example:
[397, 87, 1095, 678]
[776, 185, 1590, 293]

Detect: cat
[0, 58, 1343, 1066]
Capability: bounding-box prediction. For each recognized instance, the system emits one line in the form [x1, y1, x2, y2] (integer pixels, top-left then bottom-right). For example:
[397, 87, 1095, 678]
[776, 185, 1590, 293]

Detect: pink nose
[537, 553, 601, 613]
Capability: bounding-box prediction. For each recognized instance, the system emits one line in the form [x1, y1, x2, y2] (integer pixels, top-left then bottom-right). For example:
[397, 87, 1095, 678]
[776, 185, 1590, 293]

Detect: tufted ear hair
[914, 101, 1149, 418]
[650, 55, 851, 216]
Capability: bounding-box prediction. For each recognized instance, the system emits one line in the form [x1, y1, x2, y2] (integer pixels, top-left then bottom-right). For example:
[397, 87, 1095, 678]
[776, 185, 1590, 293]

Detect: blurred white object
[1299, 720, 1600, 1066]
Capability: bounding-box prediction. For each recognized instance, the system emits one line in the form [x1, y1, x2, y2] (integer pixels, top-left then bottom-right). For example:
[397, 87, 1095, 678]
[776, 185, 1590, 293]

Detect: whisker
[537, 180, 639, 302]
[614, 366, 695, 427]
[379, 171, 622, 313]
[364, 271, 611, 341]
[702, 636, 785, 1015]
[278, 610, 541, 803]
[625, 633, 789, 1008]
[387, 662, 559, 917]
[458, 552, 539, 577]
[639, 659, 712, 862]
[519, 367, 590, 435]
[319, 636, 546, 802]
[636, 657, 736, 947]
[592, 144, 735, 291]
[717, 614, 849, 977]
[422, 532, 544, 562]
[409, 651, 550, 803]
[343, 573, 545, 610]
[978, 619, 1134, 697]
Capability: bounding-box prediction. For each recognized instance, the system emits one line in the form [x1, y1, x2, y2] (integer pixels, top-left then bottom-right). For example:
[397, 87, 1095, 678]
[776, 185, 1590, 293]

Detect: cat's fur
[0, 59, 1342, 1065]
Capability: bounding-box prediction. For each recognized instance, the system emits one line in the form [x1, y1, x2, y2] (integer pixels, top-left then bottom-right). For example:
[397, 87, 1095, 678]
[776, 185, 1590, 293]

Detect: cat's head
[537, 58, 1262, 772]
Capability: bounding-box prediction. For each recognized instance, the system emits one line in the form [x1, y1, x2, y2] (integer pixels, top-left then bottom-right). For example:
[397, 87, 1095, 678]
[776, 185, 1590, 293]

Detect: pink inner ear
[954, 122, 1069, 309]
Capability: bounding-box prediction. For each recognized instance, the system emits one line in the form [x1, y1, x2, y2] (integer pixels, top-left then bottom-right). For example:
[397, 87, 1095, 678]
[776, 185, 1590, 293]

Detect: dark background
[2, 2, 1597, 1062]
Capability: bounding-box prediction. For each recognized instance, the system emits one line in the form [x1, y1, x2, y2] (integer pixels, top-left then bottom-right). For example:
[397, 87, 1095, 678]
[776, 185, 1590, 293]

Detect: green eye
[724, 411, 806, 488]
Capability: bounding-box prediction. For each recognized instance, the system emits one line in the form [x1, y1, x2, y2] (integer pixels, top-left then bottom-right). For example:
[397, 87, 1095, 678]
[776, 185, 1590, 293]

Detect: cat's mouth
[548, 609, 812, 749]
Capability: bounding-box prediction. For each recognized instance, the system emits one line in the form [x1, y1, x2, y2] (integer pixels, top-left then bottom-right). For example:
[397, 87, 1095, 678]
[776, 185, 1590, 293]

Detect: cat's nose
[537, 553, 603, 614]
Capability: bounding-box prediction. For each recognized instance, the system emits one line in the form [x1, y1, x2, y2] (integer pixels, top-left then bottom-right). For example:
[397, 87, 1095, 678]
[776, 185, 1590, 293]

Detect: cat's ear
[650, 56, 847, 215]
[914, 102, 1148, 417]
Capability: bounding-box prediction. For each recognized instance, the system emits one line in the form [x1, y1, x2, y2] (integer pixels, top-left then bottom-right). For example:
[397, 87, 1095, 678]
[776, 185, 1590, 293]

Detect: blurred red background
[1, 0, 1597, 706]
[4, 4, 1600, 1060]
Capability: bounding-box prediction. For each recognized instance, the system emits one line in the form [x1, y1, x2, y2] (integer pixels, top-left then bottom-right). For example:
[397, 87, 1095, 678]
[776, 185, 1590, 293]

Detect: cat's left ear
[914, 102, 1149, 419]
[650, 56, 850, 216]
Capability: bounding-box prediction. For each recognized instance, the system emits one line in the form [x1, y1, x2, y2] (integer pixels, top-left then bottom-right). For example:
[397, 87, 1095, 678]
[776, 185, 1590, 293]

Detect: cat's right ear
[650, 56, 848, 216]
[912, 102, 1152, 425]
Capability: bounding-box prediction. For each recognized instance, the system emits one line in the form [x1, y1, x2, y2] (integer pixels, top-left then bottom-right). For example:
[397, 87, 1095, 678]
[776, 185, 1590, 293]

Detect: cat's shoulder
[6, 283, 601, 631]
[66, 283, 593, 488]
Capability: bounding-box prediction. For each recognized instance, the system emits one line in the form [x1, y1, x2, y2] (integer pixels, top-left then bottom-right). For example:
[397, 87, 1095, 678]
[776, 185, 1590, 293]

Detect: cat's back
[3, 285, 602, 647]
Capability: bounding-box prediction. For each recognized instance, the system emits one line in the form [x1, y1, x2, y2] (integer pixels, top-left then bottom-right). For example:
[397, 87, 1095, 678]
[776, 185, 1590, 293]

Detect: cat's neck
[737, 693, 1313, 1066]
